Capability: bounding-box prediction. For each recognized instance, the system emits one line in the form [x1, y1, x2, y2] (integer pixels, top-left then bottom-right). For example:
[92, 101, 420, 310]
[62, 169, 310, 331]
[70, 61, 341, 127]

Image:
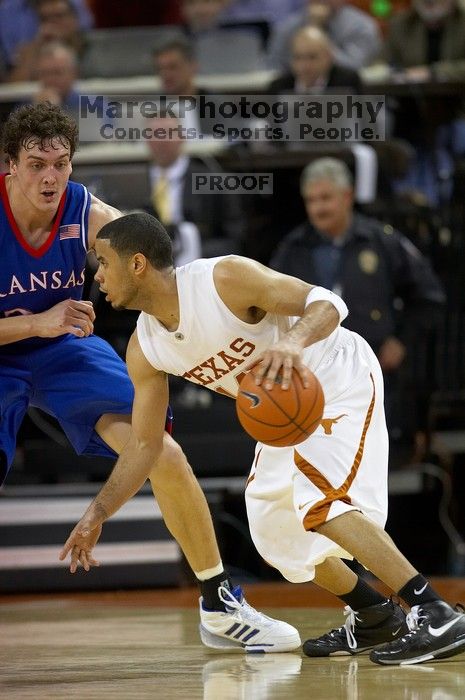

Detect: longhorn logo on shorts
[240, 389, 261, 408]
[319, 414, 348, 434]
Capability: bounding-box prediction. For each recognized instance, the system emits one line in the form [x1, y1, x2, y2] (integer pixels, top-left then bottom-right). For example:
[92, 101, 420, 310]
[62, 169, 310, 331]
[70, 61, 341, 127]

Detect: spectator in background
[268, 0, 382, 72]
[154, 37, 201, 95]
[33, 41, 79, 119]
[384, 0, 465, 207]
[268, 26, 377, 203]
[270, 157, 445, 439]
[179, 0, 305, 39]
[181, 0, 228, 35]
[180, 0, 274, 71]
[6, 0, 83, 83]
[219, 0, 306, 25]
[268, 25, 362, 94]
[153, 38, 215, 137]
[7, 0, 87, 82]
[143, 115, 244, 257]
[385, 0, 465, 79]
[0, 0, 93, 75]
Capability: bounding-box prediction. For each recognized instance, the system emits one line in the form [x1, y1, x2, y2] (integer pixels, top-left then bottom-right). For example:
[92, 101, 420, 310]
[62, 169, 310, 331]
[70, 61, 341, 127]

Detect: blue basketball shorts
[0, 334, 173, 481]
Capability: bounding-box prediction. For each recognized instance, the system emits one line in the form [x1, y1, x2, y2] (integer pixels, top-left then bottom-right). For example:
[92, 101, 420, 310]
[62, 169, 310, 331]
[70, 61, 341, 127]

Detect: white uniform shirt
[136, 257, 347, 397]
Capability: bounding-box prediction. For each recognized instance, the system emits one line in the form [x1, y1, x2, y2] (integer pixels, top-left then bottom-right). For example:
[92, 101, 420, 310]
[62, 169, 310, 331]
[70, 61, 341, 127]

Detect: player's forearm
[0, 314, 37, 345]
[287, 300, 340, 348]
[83, 441, 161, 524]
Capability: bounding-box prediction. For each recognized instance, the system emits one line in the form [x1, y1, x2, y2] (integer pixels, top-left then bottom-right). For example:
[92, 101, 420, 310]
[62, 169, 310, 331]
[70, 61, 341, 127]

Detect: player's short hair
[97, 213, 174, 270]
[153, 37, 196, 62]
[1, 102, 79, 161]
[300, 157, 353, 193]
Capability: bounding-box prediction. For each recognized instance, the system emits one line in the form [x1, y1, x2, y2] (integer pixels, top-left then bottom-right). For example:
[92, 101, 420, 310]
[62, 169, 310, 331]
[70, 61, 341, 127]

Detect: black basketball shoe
[303, 598, 408, 657]
[370, 600, 465, 665]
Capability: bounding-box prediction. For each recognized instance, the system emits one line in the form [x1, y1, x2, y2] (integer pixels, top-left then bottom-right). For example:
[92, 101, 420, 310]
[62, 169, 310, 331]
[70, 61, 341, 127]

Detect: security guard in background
[270, 157, 446, 446]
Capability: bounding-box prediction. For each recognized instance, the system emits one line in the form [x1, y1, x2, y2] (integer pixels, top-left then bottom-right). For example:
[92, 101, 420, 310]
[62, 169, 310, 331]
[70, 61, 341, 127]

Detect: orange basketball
[236, 367, 325, 447]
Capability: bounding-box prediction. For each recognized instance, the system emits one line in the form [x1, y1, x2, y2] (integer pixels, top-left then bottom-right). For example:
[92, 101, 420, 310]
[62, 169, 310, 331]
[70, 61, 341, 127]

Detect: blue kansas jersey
[0, 176, 172, 482]
[0, 174, 91, 351]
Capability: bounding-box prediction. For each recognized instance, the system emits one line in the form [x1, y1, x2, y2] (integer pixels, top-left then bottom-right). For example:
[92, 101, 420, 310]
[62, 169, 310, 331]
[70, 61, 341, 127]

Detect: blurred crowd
[2, 0, 465, 205]
[2, 0, 465, 463]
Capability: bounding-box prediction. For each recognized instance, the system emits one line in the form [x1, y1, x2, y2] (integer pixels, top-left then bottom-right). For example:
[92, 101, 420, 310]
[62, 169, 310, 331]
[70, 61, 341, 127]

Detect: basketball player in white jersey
[62, 212, 465, 665]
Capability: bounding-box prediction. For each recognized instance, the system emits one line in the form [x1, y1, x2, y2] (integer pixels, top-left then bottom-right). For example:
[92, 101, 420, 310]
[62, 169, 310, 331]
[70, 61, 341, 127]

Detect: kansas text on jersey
[0, 175, 91, 350]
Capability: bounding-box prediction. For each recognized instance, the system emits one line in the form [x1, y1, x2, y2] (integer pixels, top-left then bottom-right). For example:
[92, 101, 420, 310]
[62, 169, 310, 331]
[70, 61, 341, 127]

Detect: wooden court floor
[2, 581, 465, 700]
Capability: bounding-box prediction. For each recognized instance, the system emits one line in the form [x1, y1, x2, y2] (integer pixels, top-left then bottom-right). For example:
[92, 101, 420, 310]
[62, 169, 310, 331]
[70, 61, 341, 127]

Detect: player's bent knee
[149, 433, 193, 484]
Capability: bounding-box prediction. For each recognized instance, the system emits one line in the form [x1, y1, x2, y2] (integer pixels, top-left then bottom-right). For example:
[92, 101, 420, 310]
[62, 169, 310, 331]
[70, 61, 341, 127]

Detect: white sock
[194, 562, 225, 581]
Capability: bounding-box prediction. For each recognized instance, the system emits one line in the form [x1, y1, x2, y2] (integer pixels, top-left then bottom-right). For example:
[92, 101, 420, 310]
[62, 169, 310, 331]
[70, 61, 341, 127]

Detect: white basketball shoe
[199, 585, 301, 653]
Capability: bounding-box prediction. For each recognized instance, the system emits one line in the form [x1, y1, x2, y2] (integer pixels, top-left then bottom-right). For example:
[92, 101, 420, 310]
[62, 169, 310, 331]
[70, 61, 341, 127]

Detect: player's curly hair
[1, 102, 79, 161]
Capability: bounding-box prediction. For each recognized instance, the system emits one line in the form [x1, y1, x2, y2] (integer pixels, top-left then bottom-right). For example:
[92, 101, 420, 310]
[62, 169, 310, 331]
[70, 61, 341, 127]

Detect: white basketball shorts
[245, 331, 389, 583]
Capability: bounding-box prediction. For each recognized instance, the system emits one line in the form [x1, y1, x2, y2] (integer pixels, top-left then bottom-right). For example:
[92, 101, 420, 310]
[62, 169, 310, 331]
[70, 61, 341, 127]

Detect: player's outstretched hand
[247, 338, 313, 390]
[59, 519, 102, 573]
[34, 299, 96, 338]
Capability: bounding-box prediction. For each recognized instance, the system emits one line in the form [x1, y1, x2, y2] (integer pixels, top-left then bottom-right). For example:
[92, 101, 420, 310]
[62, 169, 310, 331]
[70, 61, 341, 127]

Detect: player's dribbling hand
[59, 519, 102, 573]
[246, 338, 313, 391]
[34, 299, 96, 338]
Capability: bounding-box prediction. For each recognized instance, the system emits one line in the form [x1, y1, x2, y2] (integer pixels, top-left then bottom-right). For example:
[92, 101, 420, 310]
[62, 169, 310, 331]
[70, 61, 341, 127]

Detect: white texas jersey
[136, 257, 348, 398]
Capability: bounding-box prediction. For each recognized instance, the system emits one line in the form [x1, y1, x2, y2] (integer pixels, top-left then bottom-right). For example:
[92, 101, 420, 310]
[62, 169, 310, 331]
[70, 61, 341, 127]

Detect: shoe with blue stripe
[199, 585, 301, 653]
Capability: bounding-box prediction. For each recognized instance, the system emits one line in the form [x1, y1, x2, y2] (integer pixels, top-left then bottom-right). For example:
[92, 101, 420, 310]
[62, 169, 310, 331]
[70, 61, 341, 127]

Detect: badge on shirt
[59, 224, 81, 240]
[358, 250, 379, 274]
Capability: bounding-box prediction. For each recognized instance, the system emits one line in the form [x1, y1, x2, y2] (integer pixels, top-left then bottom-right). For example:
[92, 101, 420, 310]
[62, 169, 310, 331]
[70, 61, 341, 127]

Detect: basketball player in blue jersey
[62, 211, 465, 665]
[0, 103, 300, 653]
